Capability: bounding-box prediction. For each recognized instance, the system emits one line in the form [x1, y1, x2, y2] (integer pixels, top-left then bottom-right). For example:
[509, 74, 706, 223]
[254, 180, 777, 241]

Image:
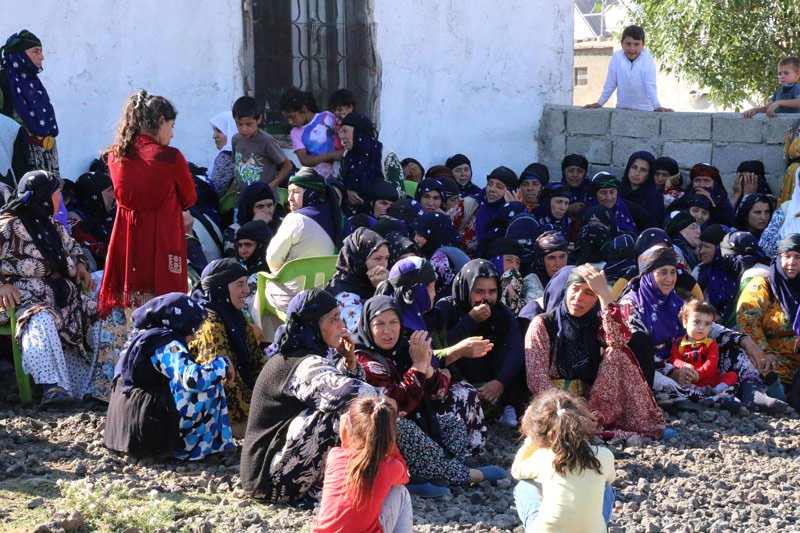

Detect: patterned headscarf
[1, 30, 57, 137]
[275, 288, 340, 356]
[531, 230, 569, 284]
[327, 227, 387, 300]
[770, 234, 800, 334]
[412, 211, 457, 258]
[354, 295, 408, 371]
[340, 112, 385, 198]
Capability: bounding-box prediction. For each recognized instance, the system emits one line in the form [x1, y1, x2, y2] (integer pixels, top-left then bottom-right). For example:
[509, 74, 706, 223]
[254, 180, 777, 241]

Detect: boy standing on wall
[584, 25, 672, 112]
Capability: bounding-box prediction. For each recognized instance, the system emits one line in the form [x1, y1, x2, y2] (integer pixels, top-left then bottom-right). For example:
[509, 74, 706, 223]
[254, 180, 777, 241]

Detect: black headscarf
[735, 193, 774, 237]
[192, 259, 254, 387]
[373, 216, 408, 238]
[354, 295, 410, 372]
[736, 160, 773, 196]
[412, 211, 457, 258]
[634, 228, 672, 258]
[236, 182, 276, 226]
[235, 220, 271, 274]
[451, 259, 502, 338]
[275, 288, 339, 357]
[770, 235, 800, 335]
[560, 154, 590, 203]
[2, 170, 69, 278]
[415, 178, 448, 206]
[370, 180, 400, 204]
[73, 171, 114, 242]
[340, 113, 384, 198]
[602, 233, 637, 282]
[326, 227, 387, 299]
[114, 293, 207, 392]
[384, 231, 418, 263]
[531, 230, 569, 284]
[553, 268, 602, 383]
[386, 198, 424, 228]
[571, 224, 610, 265]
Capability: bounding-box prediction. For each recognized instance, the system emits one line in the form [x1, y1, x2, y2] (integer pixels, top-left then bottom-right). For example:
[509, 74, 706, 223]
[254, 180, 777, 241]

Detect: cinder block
[660, 113, 712, 141]
[662, 141, 712, 168]
[711, 143, 764, 174]
[762, 115, 796, 145]
[540, 106, 566, 135]
[609, 110, 660, 138]
[587, 164, 623, 180]
[538, 133, 566, 167]
[566, 107, 612, 135]
[762, 144, 787, 177]
[611, 137, 662, 167]
[712, 114, 762, 143]
[566, 135, 612, 166]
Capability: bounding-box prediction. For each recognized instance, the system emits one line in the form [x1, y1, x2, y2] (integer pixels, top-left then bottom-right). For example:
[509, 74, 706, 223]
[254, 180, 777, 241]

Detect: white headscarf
[779, 167, 800, 238]
[0, 114, 21, 184]
[209, 111, 238, 153]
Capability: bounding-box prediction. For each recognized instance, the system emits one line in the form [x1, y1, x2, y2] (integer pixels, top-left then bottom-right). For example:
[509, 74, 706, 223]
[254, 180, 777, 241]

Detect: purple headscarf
[378, 256, 437, 334]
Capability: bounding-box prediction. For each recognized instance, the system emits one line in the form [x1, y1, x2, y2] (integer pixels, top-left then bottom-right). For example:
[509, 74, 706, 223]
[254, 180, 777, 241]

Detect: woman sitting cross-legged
[104, 293, 235, 460]
[355, 295, 506, 497]
[525, 264, 665, 439]
[240, 288, 381, 507]
[189, 259, 266, 438]
[0, 170, 99, 404]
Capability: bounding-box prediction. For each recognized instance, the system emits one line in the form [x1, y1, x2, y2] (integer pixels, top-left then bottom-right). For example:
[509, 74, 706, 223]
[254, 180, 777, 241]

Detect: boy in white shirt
[584, 25, 672, 112]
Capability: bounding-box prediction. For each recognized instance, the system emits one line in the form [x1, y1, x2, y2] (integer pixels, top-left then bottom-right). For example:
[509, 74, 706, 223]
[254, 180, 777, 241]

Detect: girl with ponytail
[512, 389, 616, 532]
[313, 397, 413, 533]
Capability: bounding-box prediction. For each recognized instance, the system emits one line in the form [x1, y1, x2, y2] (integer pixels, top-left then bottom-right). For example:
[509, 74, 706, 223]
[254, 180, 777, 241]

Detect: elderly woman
[0, 30, 59, 175]
[189, 259, 266, 437]
[105, 293, 234, 460]
[684, 163, 735, 227]
[736, 234, 800, 395]
[620, 247, 783, 413]
[326, 227, 389, 332]
[240, 288, 380, 506]
[0, 171, 97, 403]
[522, 230, 569, 305]
[586, 172, 641, 234]
[525, 265, 664, 439]
[436, 259, 525, 422]
[68, 170, 116, 270]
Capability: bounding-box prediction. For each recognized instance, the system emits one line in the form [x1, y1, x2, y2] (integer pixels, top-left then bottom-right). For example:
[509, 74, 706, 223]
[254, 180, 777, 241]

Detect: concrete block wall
[537, 105, 797, 193]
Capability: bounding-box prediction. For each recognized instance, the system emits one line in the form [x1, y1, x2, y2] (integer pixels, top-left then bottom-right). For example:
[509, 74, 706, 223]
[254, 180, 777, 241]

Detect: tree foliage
[630, 0, 800, 109]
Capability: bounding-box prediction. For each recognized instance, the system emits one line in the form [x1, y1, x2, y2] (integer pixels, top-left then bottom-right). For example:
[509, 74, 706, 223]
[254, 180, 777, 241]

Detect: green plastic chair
[403, 180, 418, 198]
[277, 187, 289, 207]
[219, 191, 236, 213]
[0, 307, 32, 403]
[257, 255, 338, 323]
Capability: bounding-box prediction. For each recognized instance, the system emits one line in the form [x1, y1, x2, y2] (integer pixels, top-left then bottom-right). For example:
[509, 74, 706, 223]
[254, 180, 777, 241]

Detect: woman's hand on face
[741, 173, 759, 195]
[337, 329, 357, 367]
[367, 265, 389, 288]
[0, 284, 21, 310]
[408, 330, 432, 370]
[579, 265, 612, 305]
[693, 187, 716, 207]
[468, 303, 491, 323]
[503, 190, 517, 203]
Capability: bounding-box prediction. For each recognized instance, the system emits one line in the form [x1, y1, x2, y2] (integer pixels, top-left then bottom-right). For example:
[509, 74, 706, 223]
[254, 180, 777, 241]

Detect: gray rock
[27, 497, 45, 509]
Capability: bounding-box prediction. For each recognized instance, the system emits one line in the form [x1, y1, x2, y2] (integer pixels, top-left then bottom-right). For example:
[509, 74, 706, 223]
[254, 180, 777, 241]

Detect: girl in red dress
[98, 89, 196, 314]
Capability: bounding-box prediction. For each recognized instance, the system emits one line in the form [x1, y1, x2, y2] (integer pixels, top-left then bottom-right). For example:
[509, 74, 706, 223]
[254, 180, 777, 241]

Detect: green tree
[631, 0, 800, 109]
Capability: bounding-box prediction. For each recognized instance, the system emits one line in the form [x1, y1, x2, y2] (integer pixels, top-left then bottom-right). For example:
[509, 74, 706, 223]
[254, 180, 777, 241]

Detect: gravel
[1, 387, 798, 532]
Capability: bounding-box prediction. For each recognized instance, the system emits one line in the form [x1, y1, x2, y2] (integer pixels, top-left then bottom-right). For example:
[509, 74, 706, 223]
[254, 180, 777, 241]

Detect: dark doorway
[251, 0, 379, 136]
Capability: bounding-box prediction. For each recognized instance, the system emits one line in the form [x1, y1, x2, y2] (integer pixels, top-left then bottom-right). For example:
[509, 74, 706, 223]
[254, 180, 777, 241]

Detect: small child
[743, 56, 800, 118]
[313, 397, 412, 533]
[328, 88, 356, 121]
[279, 87, 344, 180]
[230, 96, 291, 194]
[670, 300, 738, 395]
[512, 389, 615, 532]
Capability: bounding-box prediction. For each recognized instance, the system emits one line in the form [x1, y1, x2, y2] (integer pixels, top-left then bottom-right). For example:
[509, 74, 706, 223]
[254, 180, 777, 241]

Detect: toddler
[743, 56, 800, 117]
[279, 87, 343, 179]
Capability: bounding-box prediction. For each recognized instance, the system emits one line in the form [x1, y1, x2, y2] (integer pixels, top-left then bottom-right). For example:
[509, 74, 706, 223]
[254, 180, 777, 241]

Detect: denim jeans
[514, 479, 615, 531]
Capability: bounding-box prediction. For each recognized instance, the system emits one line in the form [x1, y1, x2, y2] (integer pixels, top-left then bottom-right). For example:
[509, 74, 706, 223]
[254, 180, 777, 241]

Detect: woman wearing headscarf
[561, 153, 589, 214]
[235, 220, 271, 278]
[673, 192, 715, 229]
[415, 177, 449, 214]
[383, 230, 418, 264]
[684, 163, 735, 227]
[532, 183, 576, 239]
[736, 234, 800, 392]
[0, 30, 59, 175]
[265, 168, 343, 314]
[652, 156, 683, 208]
[663, 210, 701, 269]
[721, 231, 771, 326]
[522, 230, 569, 305]
[516, 164, 549, 213]
[602, 233, 637, 286]
[436, 259, 525, 418]
[570, 224, 611, 267]
[485, 237, 526, 314]
[731, 160, 773, 207]
[525, 265, 665, 439]
[446, 153, 480, 197]
[0, 171, 98, 403]
[223, 181, 278, 257]
[340, 113, 403, 211]
[105, 293, 234, 460]
[326, 227, 389, 332]
[505, 214, 540, 273]
[208, 111, 238, 198]
[368, 180, 400, 218]
[240, 288, 380, 506]
[189, 259, 266, 437]
[412, 211, 458, 259]
[447, 166, 518, 257]
[68, 170, 116, 270]
[693, 224, 738, 320]
[619, 151, 664, 228]
[759, 168, 800, 257]
[430, 245, 471, 302]
[355, 295, 504, 491]
[585, 172, 639, 234]
[735, 193, 773, 241]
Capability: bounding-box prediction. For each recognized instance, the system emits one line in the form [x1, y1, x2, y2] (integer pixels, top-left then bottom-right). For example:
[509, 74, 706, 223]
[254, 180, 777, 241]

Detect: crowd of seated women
[3, 99, 800, 518]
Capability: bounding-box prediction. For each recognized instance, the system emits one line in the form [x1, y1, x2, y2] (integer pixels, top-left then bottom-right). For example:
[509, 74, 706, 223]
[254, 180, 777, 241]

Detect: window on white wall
[251, 0, 379, 135]
[574, 67, 588, 86]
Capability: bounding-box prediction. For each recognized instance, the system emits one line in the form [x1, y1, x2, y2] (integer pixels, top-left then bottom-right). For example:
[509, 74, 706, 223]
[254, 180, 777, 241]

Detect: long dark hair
[108, 89, 177, 160]
[521, 389, 602, 477]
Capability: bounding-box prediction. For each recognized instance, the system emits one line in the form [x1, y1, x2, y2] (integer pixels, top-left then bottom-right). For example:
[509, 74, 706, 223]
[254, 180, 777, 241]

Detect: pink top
[312, 445, 409, 533]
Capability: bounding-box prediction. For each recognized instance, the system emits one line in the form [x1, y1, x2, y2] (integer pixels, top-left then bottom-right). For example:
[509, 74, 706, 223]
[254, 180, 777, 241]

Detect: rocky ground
[1, 382, 799, 532]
